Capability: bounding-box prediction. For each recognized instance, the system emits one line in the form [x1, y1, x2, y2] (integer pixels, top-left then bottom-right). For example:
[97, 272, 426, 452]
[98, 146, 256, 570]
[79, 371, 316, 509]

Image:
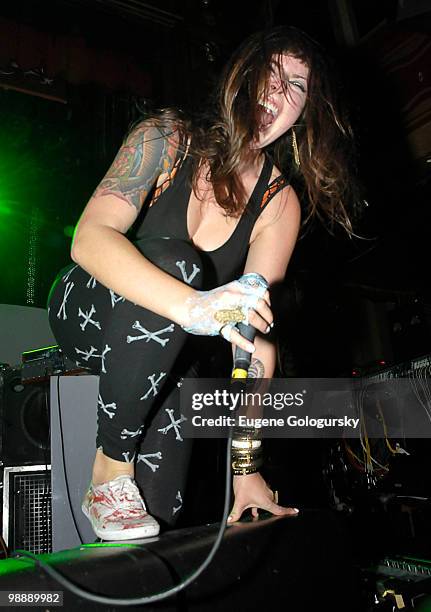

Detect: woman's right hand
[181, 274, 273, 353]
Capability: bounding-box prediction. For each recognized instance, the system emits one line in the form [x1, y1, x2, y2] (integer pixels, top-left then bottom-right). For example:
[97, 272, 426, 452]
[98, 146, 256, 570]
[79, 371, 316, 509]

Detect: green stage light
[0, 202, 13, 216]
[63, 225, 75, 238]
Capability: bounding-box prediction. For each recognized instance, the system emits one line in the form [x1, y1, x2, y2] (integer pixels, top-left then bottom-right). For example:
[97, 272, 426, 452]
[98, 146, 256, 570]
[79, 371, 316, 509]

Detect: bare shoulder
[245, 169, 301, 284]
[251, 167, 301, 242]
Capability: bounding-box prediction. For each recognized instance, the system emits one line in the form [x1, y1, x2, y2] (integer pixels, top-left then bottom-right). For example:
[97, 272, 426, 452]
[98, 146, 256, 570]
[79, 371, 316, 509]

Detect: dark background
[0, 0, 429, 374]
[0, 4, 430, 602]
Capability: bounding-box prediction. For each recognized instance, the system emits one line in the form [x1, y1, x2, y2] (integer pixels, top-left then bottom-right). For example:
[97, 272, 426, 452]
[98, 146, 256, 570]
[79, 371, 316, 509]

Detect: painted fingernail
[248, 344, 255, 353]
[293, 508, 299, 513]
[227, 515, 233, 522]
[270, 322, 275, 329]
[265, 325, 271, 334]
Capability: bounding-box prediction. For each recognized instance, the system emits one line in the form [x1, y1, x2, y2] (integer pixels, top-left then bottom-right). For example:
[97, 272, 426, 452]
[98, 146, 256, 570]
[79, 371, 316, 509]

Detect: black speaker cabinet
[0, 368, 52, 553]
[1, 369, 50, 467]
[2, 465, 52, 553]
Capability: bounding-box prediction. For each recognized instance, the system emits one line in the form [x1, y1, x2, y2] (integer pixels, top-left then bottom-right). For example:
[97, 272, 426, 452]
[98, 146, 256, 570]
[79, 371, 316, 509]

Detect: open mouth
[257, 101, 278, 129]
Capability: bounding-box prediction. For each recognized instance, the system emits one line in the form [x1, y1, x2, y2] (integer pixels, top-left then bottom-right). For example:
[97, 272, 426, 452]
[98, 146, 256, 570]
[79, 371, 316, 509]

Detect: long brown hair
[153, 26, 359, 234]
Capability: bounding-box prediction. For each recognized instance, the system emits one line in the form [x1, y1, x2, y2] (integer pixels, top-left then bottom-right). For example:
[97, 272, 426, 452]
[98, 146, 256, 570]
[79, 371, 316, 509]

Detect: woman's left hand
[227, 472, 299, 523]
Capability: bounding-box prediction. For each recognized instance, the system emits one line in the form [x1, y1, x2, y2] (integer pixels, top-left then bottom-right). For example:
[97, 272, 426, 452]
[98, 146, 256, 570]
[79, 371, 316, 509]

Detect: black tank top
[133, 154, 289, 288]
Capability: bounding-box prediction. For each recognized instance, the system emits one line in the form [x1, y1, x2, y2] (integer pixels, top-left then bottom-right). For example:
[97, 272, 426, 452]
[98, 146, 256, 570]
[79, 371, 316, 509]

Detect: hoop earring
[291, 129, 300, 168]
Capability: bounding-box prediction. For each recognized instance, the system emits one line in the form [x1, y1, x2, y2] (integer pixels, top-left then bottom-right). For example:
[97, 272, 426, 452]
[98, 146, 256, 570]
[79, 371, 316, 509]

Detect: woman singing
[48, 25, 356, 540]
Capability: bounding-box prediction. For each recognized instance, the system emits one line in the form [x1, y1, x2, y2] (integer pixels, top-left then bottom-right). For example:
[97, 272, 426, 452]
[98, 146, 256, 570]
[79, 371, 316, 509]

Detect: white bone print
[157, 408, 187, 441]
[62, 265, 78, 282]
[75, 344, 111, 373]
[140, 372, 166, 400]
[127, 321, 174, 347]
[78, 304, 101, 331]
[86, 275, 97, 289]
[109, 289, 125, 308]
[120, 427, 143, 440]
[172, 490, 183, 515]
[175, 260, 200, 284]
[57, 281, 74, 320]
[136, 451, 162, 472]
[97, 393, 117, 419]
[122, 451, 136, 463]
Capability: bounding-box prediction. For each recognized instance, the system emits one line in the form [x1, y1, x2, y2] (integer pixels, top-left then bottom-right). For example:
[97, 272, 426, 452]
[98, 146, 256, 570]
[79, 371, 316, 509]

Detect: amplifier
[362, 555, 431, 610]
[363, 353, 431, 383]
[324, 353, 431, 511]
[1, 369, 50, 466]
[2, 465, 52, 554]
[379, 555, 431, 576]
[21, 345, 88, 384]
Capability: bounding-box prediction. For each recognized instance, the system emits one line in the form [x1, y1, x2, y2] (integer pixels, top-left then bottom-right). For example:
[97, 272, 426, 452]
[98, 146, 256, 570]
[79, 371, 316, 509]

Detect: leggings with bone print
[48, 237, 203, 525]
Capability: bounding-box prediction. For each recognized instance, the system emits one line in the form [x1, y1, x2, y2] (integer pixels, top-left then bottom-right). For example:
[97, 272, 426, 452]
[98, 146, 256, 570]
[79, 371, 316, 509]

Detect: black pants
[48, 237, 204, 525]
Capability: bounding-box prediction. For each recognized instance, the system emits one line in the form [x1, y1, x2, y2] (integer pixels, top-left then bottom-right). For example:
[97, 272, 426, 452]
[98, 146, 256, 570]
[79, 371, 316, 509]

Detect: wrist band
[232, 439, 261, 449]
[231, 450, 263, 475]
[231, 423, 262, 474]
[231, 442, 263, 475]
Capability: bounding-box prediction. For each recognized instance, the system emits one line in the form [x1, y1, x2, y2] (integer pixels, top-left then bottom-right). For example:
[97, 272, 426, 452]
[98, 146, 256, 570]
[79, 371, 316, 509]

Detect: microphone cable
[11, 437, 235, 605]
[11, 273, 268, 605]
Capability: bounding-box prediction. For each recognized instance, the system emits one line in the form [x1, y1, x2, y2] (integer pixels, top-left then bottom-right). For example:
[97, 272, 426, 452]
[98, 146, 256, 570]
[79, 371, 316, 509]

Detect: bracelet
[231, 444, 263, 475]
[232, 439, 261, 450]
[232, 454, 263, 475]
[231, 425, 262, 474]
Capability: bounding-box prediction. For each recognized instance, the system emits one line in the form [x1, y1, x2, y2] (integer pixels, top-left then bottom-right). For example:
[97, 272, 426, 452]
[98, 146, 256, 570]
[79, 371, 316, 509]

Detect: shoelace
[107, 479, 146, 515]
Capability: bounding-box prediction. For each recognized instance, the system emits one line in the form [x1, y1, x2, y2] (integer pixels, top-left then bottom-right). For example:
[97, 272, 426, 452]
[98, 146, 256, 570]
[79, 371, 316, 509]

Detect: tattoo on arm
[248, 358, 265, 379]
[93, 123, 178, 211]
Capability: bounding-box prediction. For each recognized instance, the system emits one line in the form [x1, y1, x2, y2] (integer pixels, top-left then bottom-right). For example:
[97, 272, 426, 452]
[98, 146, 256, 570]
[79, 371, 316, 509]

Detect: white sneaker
[82, 475, 160, 540]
